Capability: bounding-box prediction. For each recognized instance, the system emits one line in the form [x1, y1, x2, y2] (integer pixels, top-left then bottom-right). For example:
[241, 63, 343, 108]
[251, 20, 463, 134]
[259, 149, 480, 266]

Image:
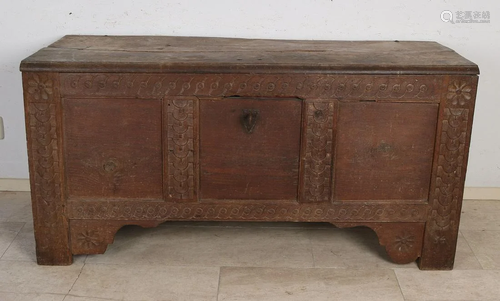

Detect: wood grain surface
[63, 98, 163, 199]
[20, 36, 479, 269]
[335, 102, 439, 202]
[200, 97, 302, 201]
[20, 35, 478, 74]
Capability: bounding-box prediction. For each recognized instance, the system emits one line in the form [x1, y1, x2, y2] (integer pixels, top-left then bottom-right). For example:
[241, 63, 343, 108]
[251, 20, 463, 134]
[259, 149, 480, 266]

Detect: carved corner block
[370, 223, 425, 264]
[335, 222, 425, 264]
[419, 75, 479, 270]
[70, 220, 162, 255]
[70, 220, 124, 255]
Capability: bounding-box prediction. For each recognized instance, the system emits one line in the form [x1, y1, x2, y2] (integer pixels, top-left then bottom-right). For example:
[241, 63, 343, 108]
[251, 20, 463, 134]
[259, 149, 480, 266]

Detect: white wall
[0, 0, 499, 187]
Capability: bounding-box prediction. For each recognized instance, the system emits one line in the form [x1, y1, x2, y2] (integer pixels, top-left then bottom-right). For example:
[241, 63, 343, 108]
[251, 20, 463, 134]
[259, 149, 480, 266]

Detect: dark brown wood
[300, 100, 335, 203]
[164, 97, 199, 202]
[419, 76, 478, 270]
[63, 98, 163, 199]
[335, 222, 425, 264]
[200, 97, 301, 201]
[67, 199, 429, 222]
[335, 102, 439, 201]
[22, 72, 72, 265]
[70, 220, 161, 255]
[20, 36, 479, 269]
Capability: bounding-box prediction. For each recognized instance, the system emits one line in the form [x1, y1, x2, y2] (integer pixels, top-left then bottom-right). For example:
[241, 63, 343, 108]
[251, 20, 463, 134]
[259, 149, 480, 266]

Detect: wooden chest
[20, 35, 479, 269]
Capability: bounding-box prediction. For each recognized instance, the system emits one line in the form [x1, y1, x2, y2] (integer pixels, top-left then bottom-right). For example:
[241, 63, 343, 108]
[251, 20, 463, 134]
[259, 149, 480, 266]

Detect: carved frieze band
[67, 200, 427, 222]
[23, 72, 69, 258]
[60, 73, 440, 100]
[165, 97, 198, 201]
[301, 101, 334, 202]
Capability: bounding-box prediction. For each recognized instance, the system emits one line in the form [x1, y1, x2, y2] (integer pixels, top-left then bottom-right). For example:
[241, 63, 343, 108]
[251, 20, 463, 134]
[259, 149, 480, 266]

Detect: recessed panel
[63, 98, 162, 199]
[200, 98, 302, 200]
[335, 102, 438, 201]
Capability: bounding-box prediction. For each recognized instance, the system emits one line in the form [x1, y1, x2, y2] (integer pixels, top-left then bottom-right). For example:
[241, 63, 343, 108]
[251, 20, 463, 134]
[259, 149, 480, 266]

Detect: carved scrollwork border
[60, 73, 442, 101]
[67, 200, 428, 223]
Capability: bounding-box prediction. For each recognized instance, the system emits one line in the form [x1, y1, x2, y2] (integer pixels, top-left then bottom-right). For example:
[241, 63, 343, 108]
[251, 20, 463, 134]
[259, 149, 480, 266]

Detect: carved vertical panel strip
[419, 76, 478, 270]
[164, 97, 199, 202]
[22, 72, 72, 265]
[300, 100, 335, 202]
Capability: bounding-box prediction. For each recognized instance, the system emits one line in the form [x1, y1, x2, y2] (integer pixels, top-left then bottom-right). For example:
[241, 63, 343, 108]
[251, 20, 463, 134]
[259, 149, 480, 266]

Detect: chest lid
[20, 35, 478, 75]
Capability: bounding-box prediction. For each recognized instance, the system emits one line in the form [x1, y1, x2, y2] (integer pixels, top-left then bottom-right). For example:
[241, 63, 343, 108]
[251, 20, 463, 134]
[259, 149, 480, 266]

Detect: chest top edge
[20, 35, 479, 75]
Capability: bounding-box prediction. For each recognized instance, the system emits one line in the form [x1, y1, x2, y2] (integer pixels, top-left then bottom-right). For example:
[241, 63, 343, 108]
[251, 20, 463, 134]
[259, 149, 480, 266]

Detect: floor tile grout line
[0, 292, 68, 300]
[306, 229, 317, 268]
[0, 290, 69, 299]
[64, 293, 117, 301]
[392, 268, 407, 301]
[0, 221, 26, 260]
[66, 259, 430, 270]
[0, 258, 41, 263]
[82, 261, 319, 269]
[66, 261, 86, 296]
[459, 229, 487, 270]
[216, 266, 222, 301]
[461, 229, 500, 232]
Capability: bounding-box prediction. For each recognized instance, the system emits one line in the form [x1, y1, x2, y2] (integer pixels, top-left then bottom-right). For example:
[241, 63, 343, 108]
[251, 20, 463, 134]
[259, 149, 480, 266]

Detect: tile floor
[0, 191, 499, 300]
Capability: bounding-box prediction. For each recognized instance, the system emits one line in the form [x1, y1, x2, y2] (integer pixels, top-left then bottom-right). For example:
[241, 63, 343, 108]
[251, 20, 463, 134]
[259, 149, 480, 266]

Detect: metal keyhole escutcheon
[241, 109, 259, 134]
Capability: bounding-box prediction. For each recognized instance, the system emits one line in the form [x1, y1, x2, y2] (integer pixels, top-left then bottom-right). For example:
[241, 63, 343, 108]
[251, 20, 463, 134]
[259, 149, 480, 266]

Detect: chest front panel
[59, 73, 442, 206]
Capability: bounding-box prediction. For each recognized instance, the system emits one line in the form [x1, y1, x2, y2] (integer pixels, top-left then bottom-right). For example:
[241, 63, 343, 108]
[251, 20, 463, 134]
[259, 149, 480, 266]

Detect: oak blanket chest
[20, 35, 479, 269]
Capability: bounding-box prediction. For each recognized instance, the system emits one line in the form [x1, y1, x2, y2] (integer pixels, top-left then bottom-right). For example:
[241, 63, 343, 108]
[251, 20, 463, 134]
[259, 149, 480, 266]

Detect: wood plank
[199, 97, 301, 201]
[63, 98, 163, 199]
[20, 35, 479, 74]
[334, 102, 439, 201]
